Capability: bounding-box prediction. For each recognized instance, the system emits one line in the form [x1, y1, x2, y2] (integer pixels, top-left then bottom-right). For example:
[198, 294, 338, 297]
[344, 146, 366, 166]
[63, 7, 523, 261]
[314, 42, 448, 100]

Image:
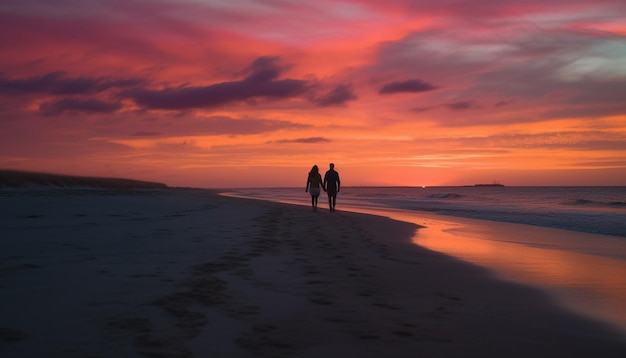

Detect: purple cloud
[313, 84, 357, 106]
[131, 131, 162, 137]
[271, 137, 332, 144]
[242, 56, 284, 83]
[444, 101, 474, 110]
[0, 72, 145, 96]
[124, 57, 310, 110]
[495, 99, 515, 107]
[379, 79, 437, 94]
[39, 98, 122, 116]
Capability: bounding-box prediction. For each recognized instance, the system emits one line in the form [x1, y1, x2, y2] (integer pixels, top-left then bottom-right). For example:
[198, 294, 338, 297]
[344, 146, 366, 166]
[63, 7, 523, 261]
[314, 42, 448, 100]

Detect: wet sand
[0, 189, 624, 357]
[340, 205, 626, 336]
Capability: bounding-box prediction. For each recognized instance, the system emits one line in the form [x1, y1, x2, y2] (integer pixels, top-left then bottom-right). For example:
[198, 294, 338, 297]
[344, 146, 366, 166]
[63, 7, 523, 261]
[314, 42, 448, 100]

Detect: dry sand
[1, 188, 624, 357]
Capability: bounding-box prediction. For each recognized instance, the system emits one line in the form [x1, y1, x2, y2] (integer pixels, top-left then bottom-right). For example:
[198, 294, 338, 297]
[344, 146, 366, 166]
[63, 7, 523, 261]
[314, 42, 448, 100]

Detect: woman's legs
[311, 195, 319, 211]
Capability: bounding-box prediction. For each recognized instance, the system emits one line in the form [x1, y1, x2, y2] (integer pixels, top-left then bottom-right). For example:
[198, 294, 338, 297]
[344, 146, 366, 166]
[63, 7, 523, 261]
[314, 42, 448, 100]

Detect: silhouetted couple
[305, 163, 341, 212]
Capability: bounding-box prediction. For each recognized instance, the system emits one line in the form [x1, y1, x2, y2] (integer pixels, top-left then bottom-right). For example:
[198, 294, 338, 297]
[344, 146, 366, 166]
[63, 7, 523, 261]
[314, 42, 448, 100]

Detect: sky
[1, 0, 626, 187]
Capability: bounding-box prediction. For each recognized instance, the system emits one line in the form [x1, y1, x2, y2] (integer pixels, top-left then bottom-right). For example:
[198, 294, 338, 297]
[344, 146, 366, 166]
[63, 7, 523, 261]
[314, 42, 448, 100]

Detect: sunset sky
[1, 0, 626, 187]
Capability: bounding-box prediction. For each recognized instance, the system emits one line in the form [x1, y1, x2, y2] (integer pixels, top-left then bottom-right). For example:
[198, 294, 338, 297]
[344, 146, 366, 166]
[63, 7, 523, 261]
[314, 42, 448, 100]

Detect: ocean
[227, 186, 626, 238]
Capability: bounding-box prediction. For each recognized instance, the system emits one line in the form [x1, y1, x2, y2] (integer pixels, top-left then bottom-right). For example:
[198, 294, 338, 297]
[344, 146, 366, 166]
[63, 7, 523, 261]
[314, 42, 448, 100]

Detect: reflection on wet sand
[408, 214, 626, 335]
[341, 205, 626, 335]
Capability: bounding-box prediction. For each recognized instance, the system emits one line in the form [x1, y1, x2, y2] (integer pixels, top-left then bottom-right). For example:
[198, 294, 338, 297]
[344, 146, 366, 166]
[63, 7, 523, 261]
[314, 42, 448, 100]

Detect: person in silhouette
[305, 165, 325, 211]
[323, 163, 340, 212]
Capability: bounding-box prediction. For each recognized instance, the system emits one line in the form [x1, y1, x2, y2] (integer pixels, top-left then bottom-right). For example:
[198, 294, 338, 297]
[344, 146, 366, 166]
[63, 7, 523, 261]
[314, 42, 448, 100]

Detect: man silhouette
[323, 163, 340, 212]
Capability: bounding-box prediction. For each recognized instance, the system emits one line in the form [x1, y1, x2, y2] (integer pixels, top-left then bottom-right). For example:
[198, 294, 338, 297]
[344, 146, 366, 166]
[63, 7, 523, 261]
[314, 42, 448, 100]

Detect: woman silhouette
[305, 165, 326, 211]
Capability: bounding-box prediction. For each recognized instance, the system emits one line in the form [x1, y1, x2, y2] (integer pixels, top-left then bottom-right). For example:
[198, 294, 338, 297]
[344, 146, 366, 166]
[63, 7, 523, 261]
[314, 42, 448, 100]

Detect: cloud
[79, 115, 309, 140]
[312, 84, 357, 106]
[540, 103, 626, 121]
[242, 56, 285, 83]
[0, 72, 144, 96]
[412, 101, 476, 115]
[573, 159, 626, 168]
[379, 79, 437, 94]
[149, 116, 309, 136]
[39, 98, 122, 116]
[123, 57, 310, 110]
[199, 116, 308, 135]
[131, 131, 162, 137]
[270, 137, 332, 144]
[444, 101, 474, 110]
[495, 99, 515, 107]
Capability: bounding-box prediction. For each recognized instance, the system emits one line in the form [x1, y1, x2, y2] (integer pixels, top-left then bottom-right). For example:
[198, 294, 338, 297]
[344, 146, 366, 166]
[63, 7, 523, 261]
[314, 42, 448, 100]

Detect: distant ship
[473, 180, 504, 187]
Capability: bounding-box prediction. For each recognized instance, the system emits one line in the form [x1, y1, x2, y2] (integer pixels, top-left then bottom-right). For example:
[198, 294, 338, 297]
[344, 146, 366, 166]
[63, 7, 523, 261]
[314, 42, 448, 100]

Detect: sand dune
[0, 169, 168, 189]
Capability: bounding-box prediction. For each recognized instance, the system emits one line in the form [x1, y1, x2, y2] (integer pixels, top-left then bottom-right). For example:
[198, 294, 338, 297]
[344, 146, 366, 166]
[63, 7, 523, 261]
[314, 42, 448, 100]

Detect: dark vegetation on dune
[0, 169, 168, 189]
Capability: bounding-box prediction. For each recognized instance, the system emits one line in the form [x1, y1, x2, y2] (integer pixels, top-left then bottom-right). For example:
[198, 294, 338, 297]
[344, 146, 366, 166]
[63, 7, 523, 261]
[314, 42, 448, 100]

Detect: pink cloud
[379, 79, 438, 94]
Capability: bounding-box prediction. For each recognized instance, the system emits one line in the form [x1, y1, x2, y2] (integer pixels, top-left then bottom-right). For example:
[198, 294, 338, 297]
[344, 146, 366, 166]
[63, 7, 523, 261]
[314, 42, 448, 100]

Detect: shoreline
[1, 188, 624, 357]
[331, 204, 626, 335]
[229, 192, 626, 335]
[222, 186, 626, 238]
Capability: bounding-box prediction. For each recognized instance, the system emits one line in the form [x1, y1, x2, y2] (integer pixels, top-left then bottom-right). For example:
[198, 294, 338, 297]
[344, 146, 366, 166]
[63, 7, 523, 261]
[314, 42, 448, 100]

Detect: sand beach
[1, 186, 625, 357]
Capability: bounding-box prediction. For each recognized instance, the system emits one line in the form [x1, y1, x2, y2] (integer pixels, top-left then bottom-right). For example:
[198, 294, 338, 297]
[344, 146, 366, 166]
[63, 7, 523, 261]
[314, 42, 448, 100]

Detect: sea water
[229, 186, 626, 238]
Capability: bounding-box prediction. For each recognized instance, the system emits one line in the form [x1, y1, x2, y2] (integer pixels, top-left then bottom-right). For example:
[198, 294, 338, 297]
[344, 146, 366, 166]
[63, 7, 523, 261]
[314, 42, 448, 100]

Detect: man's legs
[328, 193, 336, 211]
